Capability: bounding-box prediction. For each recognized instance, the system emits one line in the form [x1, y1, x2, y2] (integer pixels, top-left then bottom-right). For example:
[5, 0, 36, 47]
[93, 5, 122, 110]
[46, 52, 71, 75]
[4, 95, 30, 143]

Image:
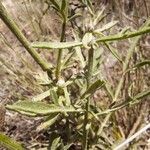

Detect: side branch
[31, 24, 150, 49]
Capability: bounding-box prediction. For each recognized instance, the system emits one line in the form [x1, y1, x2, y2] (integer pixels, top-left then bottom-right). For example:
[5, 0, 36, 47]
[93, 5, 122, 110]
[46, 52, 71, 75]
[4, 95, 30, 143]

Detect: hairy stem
[31, 25, 150, 50]
[55, 21, 66, 81]
[82, 46, 94, 150]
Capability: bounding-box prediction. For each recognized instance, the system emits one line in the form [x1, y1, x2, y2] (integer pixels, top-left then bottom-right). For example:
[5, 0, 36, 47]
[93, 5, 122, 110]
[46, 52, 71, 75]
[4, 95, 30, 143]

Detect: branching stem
[97, 17, 150, 136]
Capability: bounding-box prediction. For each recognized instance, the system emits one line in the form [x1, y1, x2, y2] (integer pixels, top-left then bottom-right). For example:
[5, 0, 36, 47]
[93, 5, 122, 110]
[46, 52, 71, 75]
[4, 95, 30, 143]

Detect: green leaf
[50, 137, 61, 150]
[50, 88, 59, 105]
[37, 114, 60, 131]
[7, 101, 54, 115]
[16, 111, 37, 117]
[126, 60, 150, 73]
[31, 148, 47, 150]
[94, 21, 118, 33]
[73, 30, 86, 68]
[63, 143, 73, 150]
[120, 26, 131, 34]
[93, 8, 105, 26]
[104, 42, 122, 63]
[34, 72, 52, 86]
[31, 41, 82, 49]
[6, 101, 82, 116]
[50, 0, 60, 10]
[61, 50, 75, 69]
[64, 87, 71, 106]
[93, 47, 103, 73]
[134, 87, 150, 100]
[32, 90, 50, 102]
[104, 81, 114, 99]
[96, 87, 150, 116]
[61, 0, 67, 12]
[81, 80, 105, 99]
[75, 46, 86, 68]
[0, 133, 25, 150]
[132, 60, 150, 69]
[69, 13, 82, 22]
[128, 87, 150, 106]
[83, 0, 94, 15]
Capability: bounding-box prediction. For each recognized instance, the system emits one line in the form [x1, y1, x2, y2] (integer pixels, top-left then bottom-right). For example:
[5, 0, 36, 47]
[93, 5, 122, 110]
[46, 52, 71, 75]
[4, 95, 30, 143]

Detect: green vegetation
[0, 0, 150, 149]
[0, 133, 25, 150]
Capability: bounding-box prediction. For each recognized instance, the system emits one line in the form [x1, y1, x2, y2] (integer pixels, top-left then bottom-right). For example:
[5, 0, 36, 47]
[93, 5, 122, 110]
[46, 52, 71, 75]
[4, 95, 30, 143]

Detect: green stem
[31, 25, 150, 50]
[0, 2, 51, 72]
[97, 17, 150, 136]
[82, 46, 94, 150]
[96, 25, 150, 43]
[55, 21, 66, 81]
[114, 16, 150, 102]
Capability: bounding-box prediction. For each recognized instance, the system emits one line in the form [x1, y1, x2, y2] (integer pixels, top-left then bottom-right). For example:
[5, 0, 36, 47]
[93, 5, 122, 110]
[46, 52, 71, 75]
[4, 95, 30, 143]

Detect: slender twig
[114, 123, 150, 150]
[31, 25, 150, 49]
[55, 21, 66, 81]
[97, 86, 150, 115]
[97, 17, 150, 136]
[113, 37, 140, 102]
[0, 2, 51, 72]
[82, 46, 94, 150]
[114, 17, 150, 102]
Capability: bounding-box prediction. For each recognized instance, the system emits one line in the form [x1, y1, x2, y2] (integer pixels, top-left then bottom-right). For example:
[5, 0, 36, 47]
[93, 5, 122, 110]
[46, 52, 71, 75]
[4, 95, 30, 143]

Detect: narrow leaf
[31, 148, 47, 150]
[61, 50, 75, 68]
[0, 133, 25, 150]
[133, 60, 150, 69]
[7, 101, 54, 115]
[104, 82, 114, 99]
[126, 60, 150, 73]
[134, 87, 150, 100]
[64, 87, 71, 106]
[93, 47, 103, 73]
[94, 21, 118, 33]
[75, 46, 86, 68]
[32, 90, 50, 101]
[51, 137, 61, 150]
[31, 41, 82, 49]
[35, 72, 52, 86]
[69, 13, 82, 22]
[50, 0, 60, 10]
[37, 114, 60, 131]
[73, 30, 86, 68]
[81, 80, 105, 99]
[6, 101, 82, 116]
[61, 0, 67, 12]
[104, 42, 122, 63]
[63, 143, 73, 150]
[93, 8, 105, 26]
[50, 88, 59, 105]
